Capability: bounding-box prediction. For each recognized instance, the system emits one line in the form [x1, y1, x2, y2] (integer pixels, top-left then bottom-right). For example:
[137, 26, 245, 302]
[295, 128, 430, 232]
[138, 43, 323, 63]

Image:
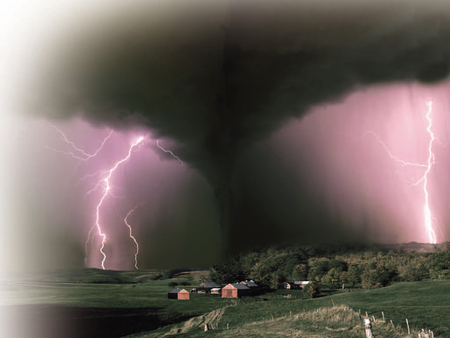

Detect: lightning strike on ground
[366, 101, 437, 244]
[422, 101, 437, 244]
[43, 125, 146, 269]
[89, 136, 145, 269]
[124, 203, 145, 270]
[156, 140, 184, 165]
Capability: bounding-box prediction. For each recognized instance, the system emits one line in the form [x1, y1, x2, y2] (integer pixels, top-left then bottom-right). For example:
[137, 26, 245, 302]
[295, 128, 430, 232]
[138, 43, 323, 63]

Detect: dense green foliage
[302, 281, 319, 298]
[210, 243, 450, 289]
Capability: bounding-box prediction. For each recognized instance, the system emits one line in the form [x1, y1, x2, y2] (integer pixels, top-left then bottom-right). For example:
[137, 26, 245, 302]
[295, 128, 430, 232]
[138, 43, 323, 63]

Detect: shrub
[168, 281, 178, 288]
[303, 282, 320, 298]
[151, 273, 163, 280]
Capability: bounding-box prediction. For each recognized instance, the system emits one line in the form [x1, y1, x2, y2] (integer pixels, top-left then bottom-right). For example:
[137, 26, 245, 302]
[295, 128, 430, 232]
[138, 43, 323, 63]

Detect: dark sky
[2, 0, 450, 270]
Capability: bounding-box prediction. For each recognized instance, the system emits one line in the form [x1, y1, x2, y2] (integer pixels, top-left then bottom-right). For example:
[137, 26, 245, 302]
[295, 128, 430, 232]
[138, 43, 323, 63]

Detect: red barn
[168, 288, 190, 300]
[221, 283, 250, 298]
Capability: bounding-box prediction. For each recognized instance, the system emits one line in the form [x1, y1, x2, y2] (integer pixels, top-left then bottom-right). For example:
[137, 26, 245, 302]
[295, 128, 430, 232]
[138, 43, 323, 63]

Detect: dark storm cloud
[17, 0, 450, 255]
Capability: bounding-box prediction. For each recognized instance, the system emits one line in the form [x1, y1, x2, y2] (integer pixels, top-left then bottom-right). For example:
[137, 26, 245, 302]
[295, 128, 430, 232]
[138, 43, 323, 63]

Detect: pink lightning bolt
[43, 121, 113, 162]
[124, 203, 145, 270]
[156, 140, 184, 165]
[422, 101, 437, 244]
[90, 136, 145, 269]
[366, 101, 437, 244]
[42, 123, 148, 269]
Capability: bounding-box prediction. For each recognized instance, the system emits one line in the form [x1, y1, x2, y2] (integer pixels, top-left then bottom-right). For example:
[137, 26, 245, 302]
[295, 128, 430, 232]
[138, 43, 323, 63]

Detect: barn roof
[241, 280, 259, 287]
[199, 282, 219, 288]
[225, 283, 250, 290]
[168, 288, 183, 293]
[168, 288, 188, 294]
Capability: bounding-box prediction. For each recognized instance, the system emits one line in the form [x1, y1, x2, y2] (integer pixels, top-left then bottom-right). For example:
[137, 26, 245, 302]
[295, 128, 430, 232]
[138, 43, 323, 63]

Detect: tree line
[209, 242, 450, 290]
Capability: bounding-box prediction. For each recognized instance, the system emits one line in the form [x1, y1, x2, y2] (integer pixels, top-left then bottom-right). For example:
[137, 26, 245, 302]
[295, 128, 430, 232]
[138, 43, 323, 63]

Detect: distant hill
[6, 268, 166, 284]
[5, 267, 210, 284]
[381, 241, 448, 253]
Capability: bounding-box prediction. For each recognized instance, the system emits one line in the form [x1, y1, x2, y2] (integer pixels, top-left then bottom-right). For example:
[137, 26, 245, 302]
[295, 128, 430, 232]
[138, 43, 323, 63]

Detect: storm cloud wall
[3, 0, 450, 268]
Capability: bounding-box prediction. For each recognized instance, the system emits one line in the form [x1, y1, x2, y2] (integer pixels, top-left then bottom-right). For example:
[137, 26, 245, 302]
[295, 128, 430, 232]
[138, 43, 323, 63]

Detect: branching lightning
[89, 136, 145, 269]
[44, 121, 113, 162]
[363, 131, 428, 170]
[156, 140, 184, 165]
[367, 101, 437, 244]
[44, 124, 147, 269]
[124, 203, 145, 270]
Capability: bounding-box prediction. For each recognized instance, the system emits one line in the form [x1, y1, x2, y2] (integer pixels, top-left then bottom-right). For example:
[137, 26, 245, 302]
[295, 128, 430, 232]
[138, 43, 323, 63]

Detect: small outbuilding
[168, 288, 190, 300]
[240, 280, 259, 291]
[221, 283, 250, 298]
[196, 282, 219, 293]
[211, 287, 221, 295]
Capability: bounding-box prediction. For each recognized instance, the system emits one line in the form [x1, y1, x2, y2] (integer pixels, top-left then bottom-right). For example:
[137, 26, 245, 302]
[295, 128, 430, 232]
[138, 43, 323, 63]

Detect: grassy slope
[2, 270, 449, 337]
[155, 305, 415, 338]
[131, 281, 450, 338]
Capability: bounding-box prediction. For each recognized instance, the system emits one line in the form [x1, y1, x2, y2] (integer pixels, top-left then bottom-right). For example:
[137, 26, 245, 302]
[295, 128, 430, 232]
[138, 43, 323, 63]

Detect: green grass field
[1, 269, 449, 337]
[135, 281, 450, 337]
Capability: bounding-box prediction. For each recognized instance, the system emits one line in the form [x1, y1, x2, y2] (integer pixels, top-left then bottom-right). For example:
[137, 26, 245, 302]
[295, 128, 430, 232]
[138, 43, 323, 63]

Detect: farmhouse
[195, 282, 219, 293]
[168, 288, 190, 300]
[294, 281, 310, 289]
[281, 282, 300, 290]
[281, 281, 310, 289]
[221, 283, 251, 298]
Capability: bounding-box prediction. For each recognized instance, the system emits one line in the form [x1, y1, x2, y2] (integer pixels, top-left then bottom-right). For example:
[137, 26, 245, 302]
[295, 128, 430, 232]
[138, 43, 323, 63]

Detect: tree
[321, 267, 343, 288]
[209, 258, 247, 284]
[308, 258, 330, 283]
[398, 258, 429, 281]
[168, 281, 178, 288]
[292, 264, 309, 281]
[270, 270, 286, 289]
[303, 282, 320, 298]
[329, 259, 348, 271]
[429, 245, 450, 279]
[347, 264, 362, 287]
[251, 262, 273, 288]
[361, 267, 390, 289]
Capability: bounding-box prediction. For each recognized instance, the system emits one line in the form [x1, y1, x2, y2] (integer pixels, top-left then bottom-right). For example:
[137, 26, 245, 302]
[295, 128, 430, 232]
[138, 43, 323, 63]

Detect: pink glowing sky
[9, 119, 220, 270]
[7, 79, 450, 271]
[270, 80, 450, 244]
[4, 0, 450, 271]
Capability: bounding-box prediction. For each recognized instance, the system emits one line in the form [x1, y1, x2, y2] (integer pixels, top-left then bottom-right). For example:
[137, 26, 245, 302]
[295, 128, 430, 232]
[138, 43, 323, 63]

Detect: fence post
[382, 311, 385, 323]
[406, 319, 410, 335]
[364, 318, 375, 338]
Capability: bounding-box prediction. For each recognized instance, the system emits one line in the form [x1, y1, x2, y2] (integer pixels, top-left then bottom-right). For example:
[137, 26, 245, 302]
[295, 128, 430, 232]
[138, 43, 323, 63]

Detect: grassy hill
[128, 280, 450, 337]
[1, 269, 449, 337]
